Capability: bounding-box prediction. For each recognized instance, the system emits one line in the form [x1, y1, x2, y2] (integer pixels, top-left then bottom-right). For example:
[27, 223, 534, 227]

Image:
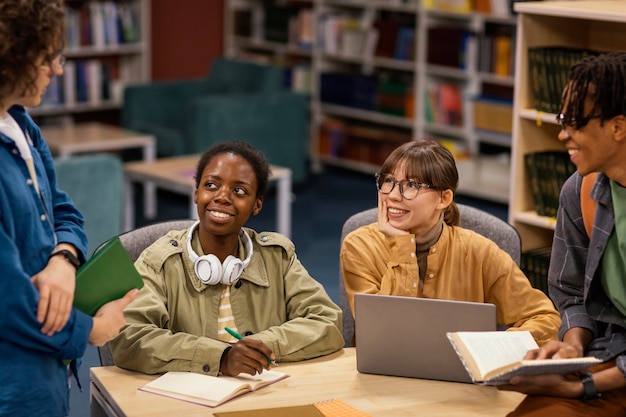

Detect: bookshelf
[33, 0, 150, 122]
[223, 0, 516, 203]
[223, 0, 314, 93]
[510, 0, 626, 251]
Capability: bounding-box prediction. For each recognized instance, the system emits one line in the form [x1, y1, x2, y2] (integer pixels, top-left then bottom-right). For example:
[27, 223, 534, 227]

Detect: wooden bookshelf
[510, 0, 626, 251]
[32, 0, 151, 123]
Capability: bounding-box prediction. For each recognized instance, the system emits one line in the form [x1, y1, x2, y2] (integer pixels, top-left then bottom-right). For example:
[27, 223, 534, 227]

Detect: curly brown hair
[0, 0, 64, 109]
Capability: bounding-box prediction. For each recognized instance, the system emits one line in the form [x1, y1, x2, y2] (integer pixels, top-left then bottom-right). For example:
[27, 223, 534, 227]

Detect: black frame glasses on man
[556, 112, 601, 131]
[375, 173, 434, 200]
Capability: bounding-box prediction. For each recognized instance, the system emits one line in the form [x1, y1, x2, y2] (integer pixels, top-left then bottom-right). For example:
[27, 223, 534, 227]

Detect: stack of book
[524, 151, 576, 218]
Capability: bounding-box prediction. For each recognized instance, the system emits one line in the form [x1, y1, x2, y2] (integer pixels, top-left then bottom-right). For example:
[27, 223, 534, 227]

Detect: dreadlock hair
[561, 51, 626, 129]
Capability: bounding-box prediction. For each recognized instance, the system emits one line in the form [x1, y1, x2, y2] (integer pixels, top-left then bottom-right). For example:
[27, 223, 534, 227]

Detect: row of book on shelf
[528, 46, 599, 114]
[318, 118, 469, 165]
[520, 247, 551, 297]
[524, 150, 576, 219]
[320, 71, 468, 125]
[65, 1, 140, 49]
[320, 71, 412, 116]
[317, 18, 514, 75]
[426, 0, 516, 16]
[41, 58, 122, 108]
[233, 4, 515, 74]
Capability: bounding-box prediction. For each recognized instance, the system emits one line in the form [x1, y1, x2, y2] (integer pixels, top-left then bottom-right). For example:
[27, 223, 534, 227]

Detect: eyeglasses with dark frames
[375, 173, 434, 200]
[556, 112, 601, 131]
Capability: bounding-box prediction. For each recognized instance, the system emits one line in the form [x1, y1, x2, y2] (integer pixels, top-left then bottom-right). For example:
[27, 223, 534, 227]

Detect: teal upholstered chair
[54, 153, 123, 257]
[121, 58, 309, 184]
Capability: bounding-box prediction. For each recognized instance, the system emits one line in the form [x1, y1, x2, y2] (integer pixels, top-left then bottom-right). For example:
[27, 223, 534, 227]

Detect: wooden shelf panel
[510, 0, 626, 250]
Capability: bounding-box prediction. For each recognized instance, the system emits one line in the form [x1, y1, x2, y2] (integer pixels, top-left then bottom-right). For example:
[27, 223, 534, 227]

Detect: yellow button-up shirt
[341, 222, 560, 346]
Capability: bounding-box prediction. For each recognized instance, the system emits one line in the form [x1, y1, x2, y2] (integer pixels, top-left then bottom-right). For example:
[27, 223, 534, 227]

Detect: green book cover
[73, 237, 143, 316]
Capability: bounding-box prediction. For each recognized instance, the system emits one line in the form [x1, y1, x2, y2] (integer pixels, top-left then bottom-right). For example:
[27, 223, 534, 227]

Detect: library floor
[68, 166, 508, 417]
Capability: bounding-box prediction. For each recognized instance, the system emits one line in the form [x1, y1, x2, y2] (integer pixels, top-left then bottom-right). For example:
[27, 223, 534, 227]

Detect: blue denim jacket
[0, 106, 92, 417]
[549, 171, 626, 375]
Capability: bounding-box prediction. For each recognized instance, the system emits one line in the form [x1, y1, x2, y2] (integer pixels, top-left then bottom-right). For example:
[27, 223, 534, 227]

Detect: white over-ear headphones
[186, 221, 253, 285]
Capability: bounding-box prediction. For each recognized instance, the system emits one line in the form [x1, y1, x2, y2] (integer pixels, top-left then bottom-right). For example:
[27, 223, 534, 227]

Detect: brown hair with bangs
[0, 0, 65, 109]
[379, 138, 460, 225]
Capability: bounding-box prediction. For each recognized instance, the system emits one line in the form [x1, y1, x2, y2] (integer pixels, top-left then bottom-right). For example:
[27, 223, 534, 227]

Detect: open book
[447, 331, 602, 385]
[139, 370, 289, 407]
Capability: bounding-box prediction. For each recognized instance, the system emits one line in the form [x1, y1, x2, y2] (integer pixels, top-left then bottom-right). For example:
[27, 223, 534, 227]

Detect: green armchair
[121, 58, 309, 183]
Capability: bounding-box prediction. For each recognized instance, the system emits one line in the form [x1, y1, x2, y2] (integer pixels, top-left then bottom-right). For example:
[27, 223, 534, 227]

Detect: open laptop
[354, 293, 496, 383]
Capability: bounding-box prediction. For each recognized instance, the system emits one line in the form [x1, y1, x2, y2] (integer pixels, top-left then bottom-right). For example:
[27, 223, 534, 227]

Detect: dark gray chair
[339, 204, 521, 347]
[97, 219, 196, 366]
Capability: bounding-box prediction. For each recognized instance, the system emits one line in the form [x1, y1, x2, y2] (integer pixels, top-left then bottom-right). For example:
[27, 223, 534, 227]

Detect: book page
[140, 370, 288, 407]
[141, 372, 250, 405]
[220, 370, 289, 391]
[452, 331, 538, 378]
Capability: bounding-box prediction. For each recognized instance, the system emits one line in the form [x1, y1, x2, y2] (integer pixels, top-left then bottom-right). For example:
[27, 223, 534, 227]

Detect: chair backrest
[97, 219, 196, 366]
[54, 153, 123, 257]
[206, 58, 284, 94]
[339, 204, 520, 347]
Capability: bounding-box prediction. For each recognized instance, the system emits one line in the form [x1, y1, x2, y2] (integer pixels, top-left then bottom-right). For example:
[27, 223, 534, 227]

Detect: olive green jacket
[110, 227, 343, 376]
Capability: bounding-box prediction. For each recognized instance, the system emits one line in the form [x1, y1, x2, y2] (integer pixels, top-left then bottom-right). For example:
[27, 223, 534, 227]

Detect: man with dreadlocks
[500, 51, 626, 416]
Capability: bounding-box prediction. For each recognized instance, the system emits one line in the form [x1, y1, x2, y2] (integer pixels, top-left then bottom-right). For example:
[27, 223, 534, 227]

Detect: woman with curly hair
[0, 1, 137, 416]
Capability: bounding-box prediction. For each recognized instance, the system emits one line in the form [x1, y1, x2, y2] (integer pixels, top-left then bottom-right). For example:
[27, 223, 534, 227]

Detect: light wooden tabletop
[90, 348, 525, 417]
[41, 122, 154, 147]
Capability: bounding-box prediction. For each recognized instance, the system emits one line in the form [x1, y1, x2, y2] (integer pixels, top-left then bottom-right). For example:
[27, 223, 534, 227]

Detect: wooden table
[41, 122, 157, 218]
[89, 348, 524, 417]
[123, 155, 293, 238]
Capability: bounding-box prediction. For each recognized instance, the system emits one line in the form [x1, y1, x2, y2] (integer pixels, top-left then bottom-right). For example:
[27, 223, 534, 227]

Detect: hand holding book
[447, 331, 602, 385]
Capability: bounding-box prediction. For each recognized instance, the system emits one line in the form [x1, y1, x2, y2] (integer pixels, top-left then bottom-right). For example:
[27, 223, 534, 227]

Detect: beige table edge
[90, 348, 524, 417]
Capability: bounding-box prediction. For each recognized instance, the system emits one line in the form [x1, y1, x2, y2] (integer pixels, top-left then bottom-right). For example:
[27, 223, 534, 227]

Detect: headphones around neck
[186, 221, 253, 285]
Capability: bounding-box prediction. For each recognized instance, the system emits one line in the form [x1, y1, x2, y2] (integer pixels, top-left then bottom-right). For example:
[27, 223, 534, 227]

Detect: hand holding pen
[219, 327, 277, 377]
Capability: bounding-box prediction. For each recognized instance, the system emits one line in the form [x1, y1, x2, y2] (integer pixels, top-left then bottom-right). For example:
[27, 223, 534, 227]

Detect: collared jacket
[341, 222, 561, 346]
[549, 172, 626, 374]
[110, 227, 344, 375]
[0, 106, 91, 417]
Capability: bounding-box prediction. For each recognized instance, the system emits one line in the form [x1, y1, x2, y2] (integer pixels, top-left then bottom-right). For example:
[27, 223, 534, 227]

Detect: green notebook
[73, 237, 144, 316]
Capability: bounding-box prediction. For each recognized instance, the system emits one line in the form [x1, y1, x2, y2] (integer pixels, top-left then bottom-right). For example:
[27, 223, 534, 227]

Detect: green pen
[224, 326, 277, 366]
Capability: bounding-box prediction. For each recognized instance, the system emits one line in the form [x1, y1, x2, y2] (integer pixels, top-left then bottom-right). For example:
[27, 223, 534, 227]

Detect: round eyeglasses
[375, 173, 434, 200]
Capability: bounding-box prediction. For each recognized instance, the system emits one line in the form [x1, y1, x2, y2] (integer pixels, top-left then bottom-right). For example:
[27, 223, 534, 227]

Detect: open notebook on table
[139, 370, 289, 408]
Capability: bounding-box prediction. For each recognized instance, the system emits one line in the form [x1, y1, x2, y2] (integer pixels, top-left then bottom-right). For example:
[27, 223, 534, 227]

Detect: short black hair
[194, 140, 270, 199]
